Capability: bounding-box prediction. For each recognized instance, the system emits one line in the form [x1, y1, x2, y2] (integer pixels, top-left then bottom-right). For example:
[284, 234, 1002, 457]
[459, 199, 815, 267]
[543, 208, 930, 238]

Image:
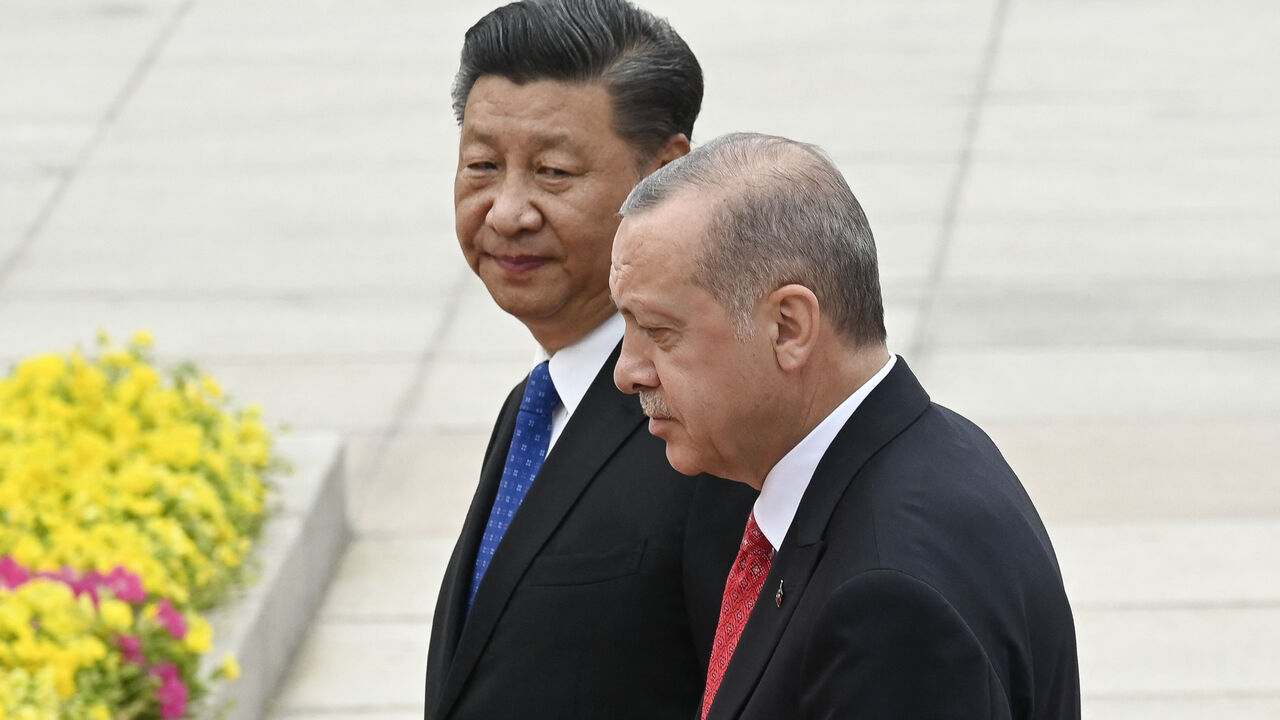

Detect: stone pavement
[2, 0, 1278, 717]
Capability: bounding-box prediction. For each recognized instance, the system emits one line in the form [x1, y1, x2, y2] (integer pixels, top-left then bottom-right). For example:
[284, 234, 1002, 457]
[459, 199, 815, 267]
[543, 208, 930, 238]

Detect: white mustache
[639, 391, 673, 420]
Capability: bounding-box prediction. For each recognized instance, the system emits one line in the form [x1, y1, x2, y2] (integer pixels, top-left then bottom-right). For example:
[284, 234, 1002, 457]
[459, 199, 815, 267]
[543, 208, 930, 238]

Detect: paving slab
[271, 621, 429, 713]
[945, 217, 1280, 282]
[926, 276, 1280, 348]
[433, 278, 541, 361]
[0, 1, 179, 122]
[197, 360, 424, 432]
[917, 348, 1280, 422]
[972, 102, 1280, 162]
[986, 420, 1280, 523]
[349, 430, 492, 538]
[995, 0, 1278, 104]
[25, 168, 447, 239]
[0, 178, 57, 238]
[863, 220, 940, 286]
[7, 228, 456, 296]
[118, 60, 434, 130]
[0, 294, 444, 362]
[959, 155, 1278, 220]
[92, 113, 450, 172]
[1077, 607, 1280, 696]
[318, 538, 456, 621]
[825, 159, 958, 223]
[1085, 698, 1280, 720]
[405, 357, 541, 432]
[0, 122, 85, 180]
[1055, 520, 1280, 608]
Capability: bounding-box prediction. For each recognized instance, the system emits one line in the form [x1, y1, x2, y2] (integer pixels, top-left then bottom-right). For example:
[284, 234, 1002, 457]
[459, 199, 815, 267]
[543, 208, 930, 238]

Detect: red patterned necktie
[702, 511, 773, 720]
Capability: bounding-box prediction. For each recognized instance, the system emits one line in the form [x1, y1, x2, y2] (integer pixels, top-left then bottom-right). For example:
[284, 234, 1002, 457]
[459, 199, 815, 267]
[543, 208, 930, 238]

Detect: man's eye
[466, 161, 497, 171]
[539, 166, 570, 177]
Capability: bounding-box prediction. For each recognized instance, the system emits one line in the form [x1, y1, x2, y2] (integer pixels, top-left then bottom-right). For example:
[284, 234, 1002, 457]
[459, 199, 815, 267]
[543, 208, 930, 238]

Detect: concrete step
[202, 434, 350, 720]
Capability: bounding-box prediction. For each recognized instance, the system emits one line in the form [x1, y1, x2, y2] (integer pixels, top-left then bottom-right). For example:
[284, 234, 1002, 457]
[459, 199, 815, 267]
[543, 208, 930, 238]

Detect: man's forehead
[462, 77, 615, 127]
[613, 201, 702, 277]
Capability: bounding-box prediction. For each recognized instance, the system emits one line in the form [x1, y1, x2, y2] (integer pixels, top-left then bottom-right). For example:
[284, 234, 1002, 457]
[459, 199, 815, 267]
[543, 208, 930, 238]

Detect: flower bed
[0, 333, 275, 719]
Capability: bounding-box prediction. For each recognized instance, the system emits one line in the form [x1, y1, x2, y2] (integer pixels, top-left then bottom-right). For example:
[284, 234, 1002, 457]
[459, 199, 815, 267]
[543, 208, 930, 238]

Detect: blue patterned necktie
[468, 360, 560, 613]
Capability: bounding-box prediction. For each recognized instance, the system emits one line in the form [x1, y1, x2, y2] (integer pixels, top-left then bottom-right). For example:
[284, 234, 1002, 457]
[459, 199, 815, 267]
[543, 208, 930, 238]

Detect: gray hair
[620, 132, 886, 345]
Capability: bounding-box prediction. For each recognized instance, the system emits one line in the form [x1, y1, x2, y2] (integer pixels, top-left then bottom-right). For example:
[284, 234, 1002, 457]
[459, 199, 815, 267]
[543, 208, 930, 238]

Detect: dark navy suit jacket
[425, 344, 756, 720]
[706, 358, 1080, 720]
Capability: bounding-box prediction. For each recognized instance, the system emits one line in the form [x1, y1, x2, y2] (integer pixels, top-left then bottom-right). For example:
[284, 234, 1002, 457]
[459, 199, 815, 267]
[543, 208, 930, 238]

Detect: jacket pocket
[525, 539, 647, 587]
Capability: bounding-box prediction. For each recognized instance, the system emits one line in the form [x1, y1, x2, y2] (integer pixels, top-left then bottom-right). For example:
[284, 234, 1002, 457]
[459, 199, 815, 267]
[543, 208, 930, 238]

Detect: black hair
[452, 0, 702, 160]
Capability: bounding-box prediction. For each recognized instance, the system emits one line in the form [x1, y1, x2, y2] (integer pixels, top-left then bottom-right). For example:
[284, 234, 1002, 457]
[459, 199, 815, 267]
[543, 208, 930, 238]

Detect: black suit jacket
[707, 358, 1080, 720]
[425, 344, 756, 720]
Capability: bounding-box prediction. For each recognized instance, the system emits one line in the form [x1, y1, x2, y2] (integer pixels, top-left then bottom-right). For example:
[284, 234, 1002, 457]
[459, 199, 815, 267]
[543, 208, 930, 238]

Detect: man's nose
[486, 174, 542, 236]
[614, 335, 656, 395]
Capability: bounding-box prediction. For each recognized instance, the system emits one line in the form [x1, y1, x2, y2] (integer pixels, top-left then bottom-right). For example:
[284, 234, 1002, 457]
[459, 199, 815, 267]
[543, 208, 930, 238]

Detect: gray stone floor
[2, 0, 1278, 717]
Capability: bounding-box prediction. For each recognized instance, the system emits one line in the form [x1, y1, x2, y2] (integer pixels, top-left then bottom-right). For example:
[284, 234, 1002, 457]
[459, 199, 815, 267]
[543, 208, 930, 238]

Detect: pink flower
[34, 566, 103, 606]
[0, 556, 30, 589]
[36, 566, 78, 584]
[155, 598, 187, 639]
[117, 635, 145, 665]
[76, 570, 105, 607]
[151, 663, 188, 719]
[102, 566, 147, 603]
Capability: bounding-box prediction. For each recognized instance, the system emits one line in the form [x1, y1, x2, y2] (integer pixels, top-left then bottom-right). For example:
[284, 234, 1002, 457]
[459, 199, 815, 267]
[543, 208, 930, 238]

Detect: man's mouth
[647, 417, 671, 435]
[491, 254, 550, 274]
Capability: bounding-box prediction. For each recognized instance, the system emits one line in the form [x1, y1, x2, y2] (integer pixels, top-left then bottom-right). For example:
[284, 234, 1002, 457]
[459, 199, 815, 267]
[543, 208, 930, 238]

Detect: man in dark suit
[425, 2, 755, 719]
[610, 132, 1081, 719]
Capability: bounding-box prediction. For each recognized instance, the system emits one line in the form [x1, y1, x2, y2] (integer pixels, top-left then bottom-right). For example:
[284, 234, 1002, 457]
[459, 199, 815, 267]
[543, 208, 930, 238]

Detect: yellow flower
[10, 535, 45, 567]
[51, 649, 77, 697]
[201, 374, 224, 400]
[131, 329, 154, 348]
[184, 615, 213, 654]
[73, 636, 107, 664]
[14, 353, 66, 390]
[0, 595, 34, 635]
[99, 598, 134, 631]
[1, 332, 277, 713]
[215, 544, 243, 569]
[220, 653, 240, 680]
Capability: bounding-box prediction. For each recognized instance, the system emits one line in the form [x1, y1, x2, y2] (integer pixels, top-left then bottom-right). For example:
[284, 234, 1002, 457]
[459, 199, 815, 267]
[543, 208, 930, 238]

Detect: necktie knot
[740, 512, 772, 557]
[520, 361, 560, 416]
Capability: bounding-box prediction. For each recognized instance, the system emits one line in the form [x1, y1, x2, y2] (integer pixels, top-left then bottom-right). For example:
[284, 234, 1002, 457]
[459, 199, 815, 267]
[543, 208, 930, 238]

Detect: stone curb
[201, 433, 350, 720]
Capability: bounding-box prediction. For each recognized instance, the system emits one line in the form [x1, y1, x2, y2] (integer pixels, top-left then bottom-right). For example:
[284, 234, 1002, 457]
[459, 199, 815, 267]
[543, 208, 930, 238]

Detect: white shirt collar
[542, 313, 625, 449]
[753, 354, 897, 551]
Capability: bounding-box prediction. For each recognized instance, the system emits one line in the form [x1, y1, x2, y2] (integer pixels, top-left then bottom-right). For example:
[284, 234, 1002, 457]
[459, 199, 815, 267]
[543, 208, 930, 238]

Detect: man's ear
[647, 134, 691, 173]
[767, 284, 820, 372]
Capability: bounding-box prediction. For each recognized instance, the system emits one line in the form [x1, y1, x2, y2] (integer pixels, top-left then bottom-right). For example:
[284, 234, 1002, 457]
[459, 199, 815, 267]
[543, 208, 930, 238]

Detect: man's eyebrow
[619, 300, 681, 328]
[528, 132, 574, 150]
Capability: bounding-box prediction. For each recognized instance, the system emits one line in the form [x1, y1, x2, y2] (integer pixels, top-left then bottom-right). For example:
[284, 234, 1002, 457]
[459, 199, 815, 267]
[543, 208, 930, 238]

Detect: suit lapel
[435, 344, 643, 719]
[708, 539, 825, 720]
[707, 358, 932, 719]
[786, 357, 931, 547]
[426, 382, 521, 719]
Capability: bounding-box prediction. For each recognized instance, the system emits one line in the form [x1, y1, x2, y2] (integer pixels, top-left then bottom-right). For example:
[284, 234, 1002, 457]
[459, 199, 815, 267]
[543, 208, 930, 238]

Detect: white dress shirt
[540, 313, 625, 452]
[753, 354, 897, 551]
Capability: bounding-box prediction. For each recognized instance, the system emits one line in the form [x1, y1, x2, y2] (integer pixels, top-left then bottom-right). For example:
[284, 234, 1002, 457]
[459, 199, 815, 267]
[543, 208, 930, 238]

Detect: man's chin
[486, 291, 556, 327]
[661, 445, 705, 478]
